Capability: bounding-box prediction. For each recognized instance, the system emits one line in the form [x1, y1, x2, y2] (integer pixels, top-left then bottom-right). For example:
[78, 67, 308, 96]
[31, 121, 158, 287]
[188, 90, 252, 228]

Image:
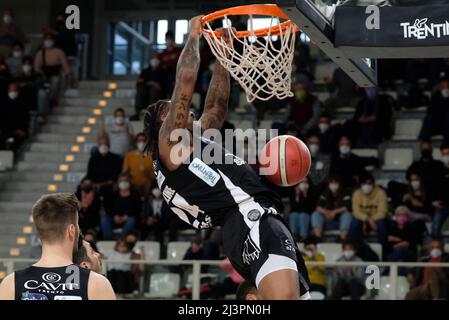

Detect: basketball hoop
[201, 4, 299, 103]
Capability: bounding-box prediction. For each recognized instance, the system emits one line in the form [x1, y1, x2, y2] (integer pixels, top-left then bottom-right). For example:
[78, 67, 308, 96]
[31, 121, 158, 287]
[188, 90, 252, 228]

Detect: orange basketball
[259, 135, 311, 187]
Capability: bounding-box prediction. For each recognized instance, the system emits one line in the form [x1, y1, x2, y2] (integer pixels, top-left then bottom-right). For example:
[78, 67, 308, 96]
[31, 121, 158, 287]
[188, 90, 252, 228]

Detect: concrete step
[0, 224, 34, 234]
[64, 88, 135, 98]
[17, 161, 86, 172]
[60, 97, 133, 108]
[78, 80, 135, 89]
[2, 172, 63, 182]
[33, 132, 95, 144]
[23, 151, 90, 163]
[53, 105, 134, 116]
[41, 123, 100, 135]
[3, 182, 77, 192]
[0, 246, 32, 258]
[29, 142, 79, 153]
[0, 192, 51, 202]
[0, 202, 34, 213]
[0, 211, 33, 222]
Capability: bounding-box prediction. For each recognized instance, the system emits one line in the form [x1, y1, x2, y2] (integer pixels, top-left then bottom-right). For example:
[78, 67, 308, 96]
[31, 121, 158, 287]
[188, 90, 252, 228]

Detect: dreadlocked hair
[143, 99, 170, 154]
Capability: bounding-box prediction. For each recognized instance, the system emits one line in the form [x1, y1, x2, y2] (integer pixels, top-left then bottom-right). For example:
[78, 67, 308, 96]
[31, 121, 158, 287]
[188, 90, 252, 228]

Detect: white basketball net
[203, 15, 297, 103]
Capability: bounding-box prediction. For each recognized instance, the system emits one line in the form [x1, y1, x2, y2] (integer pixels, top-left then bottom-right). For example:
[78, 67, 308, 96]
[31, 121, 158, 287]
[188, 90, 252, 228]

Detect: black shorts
[222, 202, 311, 298]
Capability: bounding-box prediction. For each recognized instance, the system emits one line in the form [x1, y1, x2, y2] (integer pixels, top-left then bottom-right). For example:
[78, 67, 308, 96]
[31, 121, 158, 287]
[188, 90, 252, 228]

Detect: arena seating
[166, 241, 191, 261]
[145, 273, 181, 298]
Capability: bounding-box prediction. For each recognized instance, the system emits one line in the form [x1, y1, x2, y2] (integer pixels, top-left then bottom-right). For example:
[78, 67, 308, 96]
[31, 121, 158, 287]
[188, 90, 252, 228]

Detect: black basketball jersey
[154, 137, 282, 228]
[14, 265, 90, 300]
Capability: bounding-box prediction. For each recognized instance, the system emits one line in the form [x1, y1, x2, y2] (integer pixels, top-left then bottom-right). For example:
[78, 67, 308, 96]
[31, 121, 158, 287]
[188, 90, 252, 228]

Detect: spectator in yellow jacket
[348, 173, 389, 248]
[301, 236, 327, 297]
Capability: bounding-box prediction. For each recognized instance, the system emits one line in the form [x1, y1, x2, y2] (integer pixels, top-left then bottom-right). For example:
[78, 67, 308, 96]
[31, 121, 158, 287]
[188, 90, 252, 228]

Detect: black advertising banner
[335, 5, 449, 50]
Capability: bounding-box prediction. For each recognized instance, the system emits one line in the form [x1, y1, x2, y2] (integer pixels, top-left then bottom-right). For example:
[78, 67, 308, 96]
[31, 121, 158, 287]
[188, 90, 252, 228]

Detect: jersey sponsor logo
[282, 238, 296, 253]
[242, 235, 261, 265]
[188, 158, 220, 187]
[54, 295, 82, 300]
[21, 291, 48, 300]
[42, 272, 61, 283]
[24, 278, 80, 293]
[247, 209, 261, 222]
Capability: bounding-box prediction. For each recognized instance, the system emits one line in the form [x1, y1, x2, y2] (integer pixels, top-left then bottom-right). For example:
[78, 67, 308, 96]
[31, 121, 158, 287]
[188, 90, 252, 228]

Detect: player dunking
[0, 193, 115, 300]
[144, 16, 310, 299]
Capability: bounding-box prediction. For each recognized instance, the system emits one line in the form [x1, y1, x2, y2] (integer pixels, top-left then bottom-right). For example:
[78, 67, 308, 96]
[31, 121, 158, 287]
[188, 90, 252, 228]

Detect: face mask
[411, 180, 421, 190]
[329, 182, 340, 193]
[295, 89, 307, 101]
[304, 250, 313, 258]
[318, 123, 329, 134]
[299, 182, 309, 192]
[339, 145, 351, 155]
[396, 215, 408, 226]
[343, 250, 354, 260]
[430, 248, 442, 259]
[8, 91, 18, 100]
[442, 155, 449, 166]
[441, 88, 449, 99]
[12, 51, 22, 58]
[43, 40, 54, 48]
[3, 15, 12, 24]
[22, 64, 32, 74]
[118, 181, 130, 190]
[152, 188, 162, 198]
[150, 58, 160, 68]
[361, 184, 373, 194]
[115, 116, 124, 125]
[98, 145, 109, 155]
[309, 144, 319, 156]
[137, 142, 146, 152]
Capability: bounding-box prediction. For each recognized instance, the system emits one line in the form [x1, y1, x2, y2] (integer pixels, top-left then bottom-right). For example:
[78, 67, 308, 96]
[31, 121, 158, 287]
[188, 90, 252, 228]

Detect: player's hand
[217, 27, 235, 45]
[189, 15, 204, 38]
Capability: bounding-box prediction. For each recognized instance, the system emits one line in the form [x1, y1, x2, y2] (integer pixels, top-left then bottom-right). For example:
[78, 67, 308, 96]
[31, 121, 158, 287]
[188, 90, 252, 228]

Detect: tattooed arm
[158, 16, 202, 170]
[199, 28, 231, 130]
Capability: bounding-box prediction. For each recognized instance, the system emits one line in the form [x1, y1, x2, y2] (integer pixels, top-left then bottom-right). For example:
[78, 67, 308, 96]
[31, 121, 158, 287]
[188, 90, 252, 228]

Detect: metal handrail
[2, 258, 449, 300]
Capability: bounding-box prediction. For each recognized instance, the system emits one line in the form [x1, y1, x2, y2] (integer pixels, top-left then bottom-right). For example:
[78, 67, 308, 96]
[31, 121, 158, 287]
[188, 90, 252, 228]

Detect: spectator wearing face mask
[0, 9, 25, 57]
[100, 108, 134, 157]
[101, 173, 142, 240]
[307, 134, 331, 190]
[387, 206, 419, 266]
[287, 73, 322, 135]
[34, 31, 72, 107]
[75, 177, 101, 234]
[86, 135, 123, 195]
[288, 177, 318, 241]
[134, 55, 163, 119]
[301, 236, 327, 296]
[348, 173, 389, 247]
[330, 241, 366, 300]
[14, 56, 48, 118]
[312, 176, 352, 241]
[5, 42, 24, 78]
[122, 133, 155, 196]
[406, 239, 449, 300]
[0, 82, 29, 150]
[141, 188, 172, 243]
[330, 136, 369, 189]
[402, 173, 433, 241]
[419, 76, 449, 144]
[308, 113, 343, 155]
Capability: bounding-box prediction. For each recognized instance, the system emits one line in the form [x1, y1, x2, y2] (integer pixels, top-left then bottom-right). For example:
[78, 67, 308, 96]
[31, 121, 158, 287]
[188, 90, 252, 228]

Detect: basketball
[259, 135, 311, 187]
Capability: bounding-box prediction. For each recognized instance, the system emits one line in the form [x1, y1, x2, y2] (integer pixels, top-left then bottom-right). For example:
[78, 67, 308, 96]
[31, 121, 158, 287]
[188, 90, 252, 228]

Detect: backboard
[277, 0, 378, 87]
